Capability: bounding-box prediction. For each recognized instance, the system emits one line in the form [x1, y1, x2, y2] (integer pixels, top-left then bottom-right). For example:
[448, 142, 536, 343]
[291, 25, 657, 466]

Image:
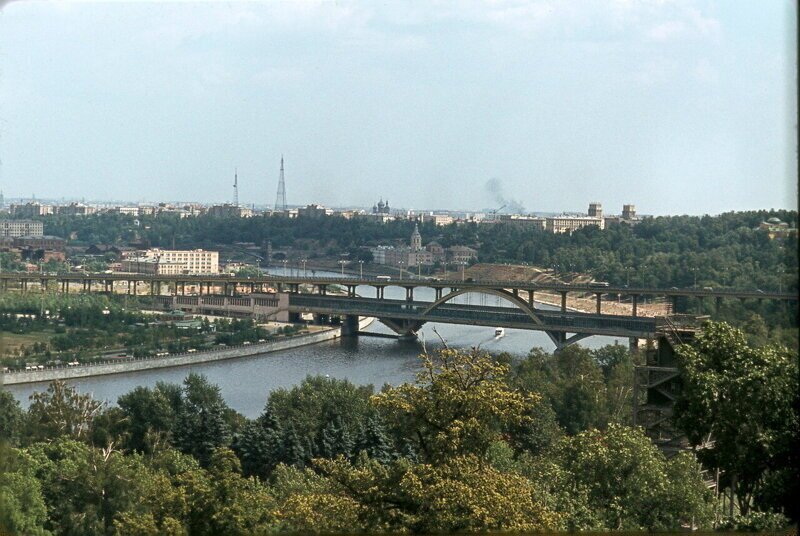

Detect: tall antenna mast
[233, 168, 239, 207]
[274, 155, 287, 212]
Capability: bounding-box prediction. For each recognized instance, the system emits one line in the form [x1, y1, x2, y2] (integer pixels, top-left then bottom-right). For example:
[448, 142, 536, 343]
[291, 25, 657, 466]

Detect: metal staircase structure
[633, 315, 708, 455]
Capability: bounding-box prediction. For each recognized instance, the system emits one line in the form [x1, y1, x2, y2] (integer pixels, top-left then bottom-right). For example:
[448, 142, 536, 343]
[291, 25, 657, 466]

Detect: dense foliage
[2, 330, 796, 534]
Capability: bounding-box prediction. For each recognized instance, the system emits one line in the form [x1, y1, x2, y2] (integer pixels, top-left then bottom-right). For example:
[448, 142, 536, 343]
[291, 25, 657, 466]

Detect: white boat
[495, 327, 505, 337]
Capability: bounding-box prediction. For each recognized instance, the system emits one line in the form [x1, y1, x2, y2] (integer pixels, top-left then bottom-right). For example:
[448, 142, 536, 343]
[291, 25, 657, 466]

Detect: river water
[4, 269, 621, 417]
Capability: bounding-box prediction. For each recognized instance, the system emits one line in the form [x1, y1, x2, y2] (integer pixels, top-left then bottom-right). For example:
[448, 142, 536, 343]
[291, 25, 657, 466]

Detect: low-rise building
[500, 215, 547, 231]
[10, 202, 53, 218]
[120, 258, 185, 275]
[56, 203, 96, 216]
[758, 217, 797, 240]
[447, 245, 478, 264]
[546, 215, 604, 234]
[1, 219, 44, 238]
[207, 204, 253, 218]
[297, 204, 333, 218]
[13, 235, 66, 251]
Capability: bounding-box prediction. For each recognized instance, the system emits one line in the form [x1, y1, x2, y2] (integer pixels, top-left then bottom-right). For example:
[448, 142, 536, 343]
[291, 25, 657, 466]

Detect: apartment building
[1, 219, 44, 238]
[142, 248, 219, 275]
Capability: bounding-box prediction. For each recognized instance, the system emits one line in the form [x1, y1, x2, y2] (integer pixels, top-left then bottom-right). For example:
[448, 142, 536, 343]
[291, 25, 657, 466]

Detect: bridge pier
[528, 290, 534, 306]
[375, 286, 385, 299]
[595, 293, 602, 315]
[340, 314, 359, 337]
[347, 285, 356, 297]
[405, 287, 414, 301]
[629, 337, 639, 353]
[632, 295, 638, 317]
[560, 291, 567, 312]
[378, 317, 425, 339]
[435, 288, 443, 300]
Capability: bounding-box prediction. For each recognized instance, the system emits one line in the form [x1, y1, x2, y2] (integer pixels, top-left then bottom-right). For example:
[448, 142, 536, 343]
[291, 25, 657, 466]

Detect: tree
[26, 380, 104, 443]
[318, 415, 355, 460]
[313, 455, 561, 532]
[674, 321, 799, 518]
[373, 348, 536, 462]
[0, 390, 24, 445]
[0, 446, 50, 536]
[557, 425, 714, 530]
[264, 375, 374, 447]
[232, 411, 283, 479]
[117, 385, 178, 453]
[353, 415, 395, 464]
[514, 346, 608, 434]
[174, 374, 232, 467]
[26, 438, 185, 536]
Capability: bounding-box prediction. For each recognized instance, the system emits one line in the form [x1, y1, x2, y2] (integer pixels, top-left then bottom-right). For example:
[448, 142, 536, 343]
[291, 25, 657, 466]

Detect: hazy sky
[0, 1, 796, 215]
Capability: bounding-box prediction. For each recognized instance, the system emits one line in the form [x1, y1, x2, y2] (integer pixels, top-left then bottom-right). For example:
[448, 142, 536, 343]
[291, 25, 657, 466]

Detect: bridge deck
[289, 294, 659, 338]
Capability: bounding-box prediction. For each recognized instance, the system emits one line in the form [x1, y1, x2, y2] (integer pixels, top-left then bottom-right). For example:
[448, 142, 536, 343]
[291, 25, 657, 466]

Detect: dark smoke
[484, 178, 525, 214]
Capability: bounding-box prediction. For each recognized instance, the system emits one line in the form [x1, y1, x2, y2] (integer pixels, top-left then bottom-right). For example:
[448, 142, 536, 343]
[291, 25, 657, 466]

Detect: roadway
[0, 272, 795, 301]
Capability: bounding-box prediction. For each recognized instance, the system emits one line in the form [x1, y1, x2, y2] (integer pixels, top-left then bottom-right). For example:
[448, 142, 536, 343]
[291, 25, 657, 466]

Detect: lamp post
[358, 260, 364, 278]
[461, 261, 466, 282]
[338, 259, 347, 275]
[282, 259, 288, 276]
[301, 259, 307, 278]
[692, 267, 698, 289]
[417, 260, 422, 279]
[443, 261, 448, 279]
[399, 260, 405, 281]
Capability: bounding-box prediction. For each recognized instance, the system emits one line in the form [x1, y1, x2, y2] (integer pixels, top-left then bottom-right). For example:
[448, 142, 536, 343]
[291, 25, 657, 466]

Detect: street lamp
[282, 259, 288, 276]
[417, 260, 422, 278]
[460, 261, 466, 282]
[399, 260, 405, 281]
[692, 267, 698, 289]
[301, 259, 307, 278]
[443, 261, 448, 279]
[338, 259, 347, 275]
[358, 260, 364, 278]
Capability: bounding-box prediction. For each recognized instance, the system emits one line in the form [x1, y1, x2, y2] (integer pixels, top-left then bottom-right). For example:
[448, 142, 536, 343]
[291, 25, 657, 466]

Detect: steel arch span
[420, 287, 545, 326]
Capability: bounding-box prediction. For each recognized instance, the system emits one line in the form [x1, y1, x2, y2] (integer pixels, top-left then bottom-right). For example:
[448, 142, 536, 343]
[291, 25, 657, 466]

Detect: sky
[0, 0, 796, 215]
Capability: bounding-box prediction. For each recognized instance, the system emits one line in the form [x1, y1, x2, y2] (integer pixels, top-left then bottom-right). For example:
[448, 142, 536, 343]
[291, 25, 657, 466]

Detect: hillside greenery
[1, 324, 796, 534]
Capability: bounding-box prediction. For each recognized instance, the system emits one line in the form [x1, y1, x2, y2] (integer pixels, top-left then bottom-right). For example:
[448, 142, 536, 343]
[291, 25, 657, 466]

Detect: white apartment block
[1, 219, 45, 238]
[142, 248, 219, 275]
[546, 216, 605, 234]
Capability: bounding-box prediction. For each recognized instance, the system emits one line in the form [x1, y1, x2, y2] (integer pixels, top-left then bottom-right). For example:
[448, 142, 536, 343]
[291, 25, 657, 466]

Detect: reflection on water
[3, 270, 626, 417]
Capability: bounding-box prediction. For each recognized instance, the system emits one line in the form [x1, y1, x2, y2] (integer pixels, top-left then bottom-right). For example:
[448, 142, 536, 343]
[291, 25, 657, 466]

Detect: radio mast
[233, 168, 239, 207]
[274, 156, 287, 212]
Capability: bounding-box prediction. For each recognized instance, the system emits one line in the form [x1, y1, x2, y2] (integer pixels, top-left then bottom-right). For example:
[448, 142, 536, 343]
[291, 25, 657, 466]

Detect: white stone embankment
[1, 317, 374, 386]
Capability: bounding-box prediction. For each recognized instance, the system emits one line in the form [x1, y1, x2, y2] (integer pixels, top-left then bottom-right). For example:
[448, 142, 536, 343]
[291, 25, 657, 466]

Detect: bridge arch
[420, 287, 545, 326]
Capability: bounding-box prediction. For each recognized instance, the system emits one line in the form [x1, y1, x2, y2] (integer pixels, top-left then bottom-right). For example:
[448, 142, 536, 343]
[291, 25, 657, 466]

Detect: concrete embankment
[2, 317, 374, 386]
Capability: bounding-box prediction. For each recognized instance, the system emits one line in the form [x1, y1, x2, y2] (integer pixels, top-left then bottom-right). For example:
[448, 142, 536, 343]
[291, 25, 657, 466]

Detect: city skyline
[0, 1, 796, 215]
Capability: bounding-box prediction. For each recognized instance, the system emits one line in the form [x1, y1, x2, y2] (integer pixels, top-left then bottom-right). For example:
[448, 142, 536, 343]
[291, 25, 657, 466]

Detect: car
[702, 286, 713, 291]
[670, 286, 679, 290]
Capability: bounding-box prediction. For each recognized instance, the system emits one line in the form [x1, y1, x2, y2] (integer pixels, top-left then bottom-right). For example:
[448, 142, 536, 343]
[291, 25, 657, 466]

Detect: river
[3, 269, 622, 417]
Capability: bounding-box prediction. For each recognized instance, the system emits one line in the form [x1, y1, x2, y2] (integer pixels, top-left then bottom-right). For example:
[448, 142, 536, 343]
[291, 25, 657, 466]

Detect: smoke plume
[484, 178, 525, 214]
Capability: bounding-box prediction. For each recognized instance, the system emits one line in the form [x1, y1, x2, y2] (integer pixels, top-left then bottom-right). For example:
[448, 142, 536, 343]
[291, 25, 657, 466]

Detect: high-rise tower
[233, 168, 239, 207]
[274, 156, 287, 212]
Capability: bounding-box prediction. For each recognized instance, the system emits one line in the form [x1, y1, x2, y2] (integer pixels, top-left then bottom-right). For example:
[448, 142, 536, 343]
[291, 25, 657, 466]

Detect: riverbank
[1, 317, 374, 386]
